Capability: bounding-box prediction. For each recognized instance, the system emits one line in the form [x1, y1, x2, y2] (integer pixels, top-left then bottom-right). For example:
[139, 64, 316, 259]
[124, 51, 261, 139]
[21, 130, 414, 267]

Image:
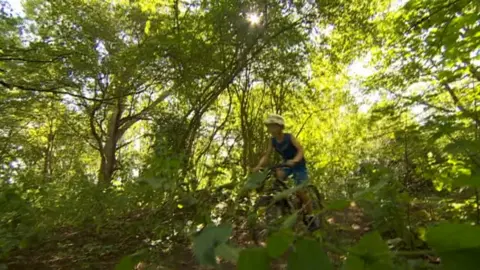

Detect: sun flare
[247, 12, 261, 25]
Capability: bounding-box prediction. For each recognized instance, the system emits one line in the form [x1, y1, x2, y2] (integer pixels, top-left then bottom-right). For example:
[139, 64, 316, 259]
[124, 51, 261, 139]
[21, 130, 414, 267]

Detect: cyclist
[252, 114, 320, 231]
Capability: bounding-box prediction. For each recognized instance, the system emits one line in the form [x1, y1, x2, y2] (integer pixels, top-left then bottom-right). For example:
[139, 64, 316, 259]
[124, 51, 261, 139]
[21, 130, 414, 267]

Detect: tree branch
[296, 112, 314, 137]
[1, 77, 166, 103]
[462, 57, 480, 82]
[88, 104, 104, 151]
[441, 81, 480, 126]
[0, 56, 62, 63]
[118, 88, 174, 134]
[408, 0, 462, 31]
[194, 93, 233, 166]
[389, 90, 455, 113]
[0, 79, 106, 102]
[441, 82, 467, 111]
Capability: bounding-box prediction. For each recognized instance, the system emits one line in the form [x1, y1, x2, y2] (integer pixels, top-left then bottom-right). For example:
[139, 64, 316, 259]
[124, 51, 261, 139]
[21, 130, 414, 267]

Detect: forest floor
[4, 204, 371, 270]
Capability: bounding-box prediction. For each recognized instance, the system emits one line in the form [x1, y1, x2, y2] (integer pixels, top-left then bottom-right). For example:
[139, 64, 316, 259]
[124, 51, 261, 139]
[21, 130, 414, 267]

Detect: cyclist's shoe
[305, 215, 321, 232]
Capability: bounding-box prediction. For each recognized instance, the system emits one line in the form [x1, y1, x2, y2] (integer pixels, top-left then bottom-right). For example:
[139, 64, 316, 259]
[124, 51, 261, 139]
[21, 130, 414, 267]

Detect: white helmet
[264, 114, 285, 126]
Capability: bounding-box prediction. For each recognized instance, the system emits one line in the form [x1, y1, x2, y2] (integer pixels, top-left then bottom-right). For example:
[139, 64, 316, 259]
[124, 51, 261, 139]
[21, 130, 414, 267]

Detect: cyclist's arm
[290, 135, 304, 163]
[255, 140, 273, 168]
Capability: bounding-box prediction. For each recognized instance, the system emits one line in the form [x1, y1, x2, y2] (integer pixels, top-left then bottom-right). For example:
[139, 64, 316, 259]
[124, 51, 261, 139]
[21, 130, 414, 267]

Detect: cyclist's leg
[275, 167, 292, 180]
[292, 168, 313, 214]
[293, 168, 321, 231]
[273, 168, 293, 217]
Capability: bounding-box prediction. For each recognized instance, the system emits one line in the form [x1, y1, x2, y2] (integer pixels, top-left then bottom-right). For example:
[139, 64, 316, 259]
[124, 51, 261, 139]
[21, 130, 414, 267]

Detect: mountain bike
[249, 164, 324, 243]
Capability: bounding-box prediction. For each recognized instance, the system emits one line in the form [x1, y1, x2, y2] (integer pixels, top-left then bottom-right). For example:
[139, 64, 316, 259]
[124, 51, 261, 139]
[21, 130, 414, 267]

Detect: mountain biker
[252, 114, 320, 231]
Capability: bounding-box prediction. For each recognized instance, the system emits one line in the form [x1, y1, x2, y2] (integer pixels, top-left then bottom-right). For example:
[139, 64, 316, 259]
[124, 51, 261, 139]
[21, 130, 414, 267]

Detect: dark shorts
[281, 166, 309, 186]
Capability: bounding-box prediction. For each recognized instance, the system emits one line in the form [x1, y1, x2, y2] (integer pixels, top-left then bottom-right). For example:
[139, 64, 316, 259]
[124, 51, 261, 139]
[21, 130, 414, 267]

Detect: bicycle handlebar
[264, 164, 291, 171]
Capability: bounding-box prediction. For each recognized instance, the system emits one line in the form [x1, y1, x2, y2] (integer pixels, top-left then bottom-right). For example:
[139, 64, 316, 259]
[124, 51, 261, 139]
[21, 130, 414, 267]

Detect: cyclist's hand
[285, 160, 296, 167]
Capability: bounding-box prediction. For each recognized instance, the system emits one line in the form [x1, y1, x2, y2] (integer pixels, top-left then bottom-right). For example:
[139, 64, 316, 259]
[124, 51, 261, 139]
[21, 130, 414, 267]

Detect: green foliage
[238, 247, 270, 270]
[282, 212, 299, 230]
[192, 224, 232, 266]
[1, 0, 480, 268]
[326, 199, 351, 211]
[0, 187, 37, 256]
[242, 171, 269, 192]
[344, 232, 394, 270]
[266, 230, 295, 258]
[273, 184, 307, 202]
[354, 180, 389, 201]
[427, 223, 480, 270]
[452, 167, 480, 188]
[287, 238, 333, 270]
[115, 249, 148, 270]
[215, 243, 240, 264]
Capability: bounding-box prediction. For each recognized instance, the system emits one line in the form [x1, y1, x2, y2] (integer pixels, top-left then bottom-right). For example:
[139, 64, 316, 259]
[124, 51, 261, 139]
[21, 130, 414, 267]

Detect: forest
[0, 0, 479, 269]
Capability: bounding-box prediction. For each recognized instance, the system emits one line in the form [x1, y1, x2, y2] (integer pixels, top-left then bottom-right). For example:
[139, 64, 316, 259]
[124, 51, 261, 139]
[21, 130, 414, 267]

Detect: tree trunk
[90, 89, 173, 186]
[98, 101, 124, 185]
[240, 105, 249, 173]
[43, 119, 55, 182]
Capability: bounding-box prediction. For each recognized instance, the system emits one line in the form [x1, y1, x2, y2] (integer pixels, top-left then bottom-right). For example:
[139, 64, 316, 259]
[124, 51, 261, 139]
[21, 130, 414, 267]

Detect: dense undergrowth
[2, 168, 480, 269]
[1, 0, 480, 269]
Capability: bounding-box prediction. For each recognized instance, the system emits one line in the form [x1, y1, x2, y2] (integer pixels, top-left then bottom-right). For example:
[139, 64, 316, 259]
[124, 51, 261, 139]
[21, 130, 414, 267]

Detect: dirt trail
[3, 204, 371, 270]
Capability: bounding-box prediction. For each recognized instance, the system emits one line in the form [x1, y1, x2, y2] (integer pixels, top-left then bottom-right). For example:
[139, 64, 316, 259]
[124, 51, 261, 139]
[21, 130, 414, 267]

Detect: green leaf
[273, 184, 305, 202]
[215, 243, 240, 263]
[267, 230, 295, 258]
[353, 181, 388, 200]
[242, 170, 269, 191]
[326, 199, 350, 211]
[426, 223, 480, 270]
[193, 224, 233, 266]
[281, 212, 298, 229]
[238, 247, 270, 270]
[342, 255, 364, 270]
[444, 139, 480, 156]
[287, 238, 333, 270]
[139, 177, 163, 189]
[344, 232, 393, 270]
[144, 20, 151, 35]
[454, 168, 480, 188]
[427, 223, 480, 251]
[116, 256, 136, 270]
[115, 249, 148, 270]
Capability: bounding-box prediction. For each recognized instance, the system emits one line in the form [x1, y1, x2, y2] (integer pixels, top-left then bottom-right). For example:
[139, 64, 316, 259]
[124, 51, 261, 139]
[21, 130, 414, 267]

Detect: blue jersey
[271, 133, 306, 169]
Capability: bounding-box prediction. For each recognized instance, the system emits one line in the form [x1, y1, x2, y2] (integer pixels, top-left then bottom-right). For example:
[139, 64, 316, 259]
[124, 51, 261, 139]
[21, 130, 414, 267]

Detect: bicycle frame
[249, 164, 324, 242]
[254, 165, 297, 209]
[257, 164, 324, 218]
